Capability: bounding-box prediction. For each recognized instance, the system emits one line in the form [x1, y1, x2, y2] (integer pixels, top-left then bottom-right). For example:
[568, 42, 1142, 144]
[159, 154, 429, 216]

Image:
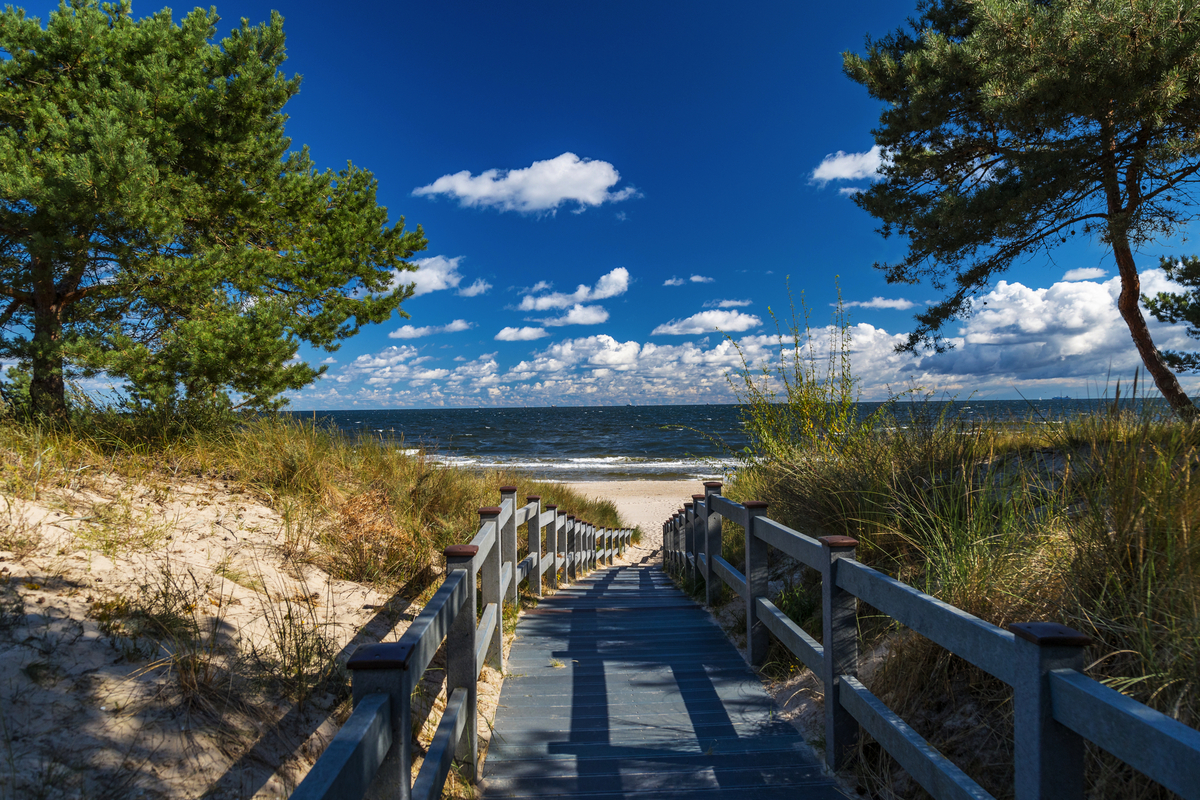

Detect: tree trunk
[1111, 231, 1197, 420]
[30, 262, 67, 421]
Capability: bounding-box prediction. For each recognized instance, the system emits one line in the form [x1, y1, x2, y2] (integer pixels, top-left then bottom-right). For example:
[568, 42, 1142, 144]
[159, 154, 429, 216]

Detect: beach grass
[723, 381, 1197, 797]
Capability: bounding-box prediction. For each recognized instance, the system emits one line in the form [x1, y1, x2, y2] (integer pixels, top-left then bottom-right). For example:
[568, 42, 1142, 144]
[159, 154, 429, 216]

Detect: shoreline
[563, 479, 706, 537]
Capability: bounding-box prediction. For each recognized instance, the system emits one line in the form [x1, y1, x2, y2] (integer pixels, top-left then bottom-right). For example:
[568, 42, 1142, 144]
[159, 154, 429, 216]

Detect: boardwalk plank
[481, 563, 847, 799]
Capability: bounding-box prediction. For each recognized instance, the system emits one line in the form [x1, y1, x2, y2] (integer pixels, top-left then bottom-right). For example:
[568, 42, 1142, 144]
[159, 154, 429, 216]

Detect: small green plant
[251, 585, 343, 709]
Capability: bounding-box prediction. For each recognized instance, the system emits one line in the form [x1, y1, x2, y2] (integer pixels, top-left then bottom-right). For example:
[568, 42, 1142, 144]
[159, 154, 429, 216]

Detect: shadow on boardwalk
[483, 563, 847, 799]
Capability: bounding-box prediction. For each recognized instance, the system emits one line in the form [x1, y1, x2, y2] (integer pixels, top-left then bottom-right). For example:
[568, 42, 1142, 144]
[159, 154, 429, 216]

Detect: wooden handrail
[664, 483, 1200, 800]
[289, 488, 633, 800]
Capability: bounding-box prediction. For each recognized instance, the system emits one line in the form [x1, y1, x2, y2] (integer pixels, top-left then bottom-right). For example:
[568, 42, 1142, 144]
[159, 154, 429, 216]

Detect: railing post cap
[819, 535, 858, 548]
[704, 481, 724, 489]
[677, 508, 684, 514]
[567, 514, 576, 520]
[684, 501, 694, 509]
[1009, 622, 1092, 647]
[525, 494, 541, 502]
[691, 494, 705, 501]
[499, 485, 518, 493]
[479, 506, 502, 516]
[347, 641, 414, 671]
[744, 500, 769, 510]
[546, 503, 558, 510]
[445, 544, 479, 558]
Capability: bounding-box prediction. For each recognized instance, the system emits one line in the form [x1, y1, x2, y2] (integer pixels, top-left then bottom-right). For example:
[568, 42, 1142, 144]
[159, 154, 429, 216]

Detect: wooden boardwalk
[482, 563, 846, 799]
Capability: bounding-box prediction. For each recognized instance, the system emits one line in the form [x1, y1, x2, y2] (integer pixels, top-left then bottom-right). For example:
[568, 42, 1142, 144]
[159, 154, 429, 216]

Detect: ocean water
[291, 398, 1153, 481]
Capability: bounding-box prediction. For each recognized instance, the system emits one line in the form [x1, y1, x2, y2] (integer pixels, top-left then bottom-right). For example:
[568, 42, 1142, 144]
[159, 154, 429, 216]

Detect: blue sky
[29, 1, 1200, 407]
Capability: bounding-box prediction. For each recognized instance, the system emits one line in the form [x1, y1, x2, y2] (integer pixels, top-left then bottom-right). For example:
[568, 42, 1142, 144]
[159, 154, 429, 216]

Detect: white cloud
[496, 326, 549, 341]
[321, 357, 337, 364]
[812, 144, 884, 184]
[397, 255, 464, 296]
[457, 278, 492, 297]
[704, 299, 752, 308]
[843, 297, 917, 310]
[540, 304, 609, 327]
[412, 153, 640, 214]
[1062, 267, 1107, 282]
[519, 267, 629, 310]
[652, 310, 762, 335]
[690, 275, 714, 284]
[838, 187, 865, 196]
[663, 277, 686, 287]
[389, 319, 473, 339]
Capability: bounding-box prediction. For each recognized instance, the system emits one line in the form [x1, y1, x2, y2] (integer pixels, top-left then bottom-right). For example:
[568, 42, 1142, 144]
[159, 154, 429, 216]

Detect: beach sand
[563, 479, 707, 541]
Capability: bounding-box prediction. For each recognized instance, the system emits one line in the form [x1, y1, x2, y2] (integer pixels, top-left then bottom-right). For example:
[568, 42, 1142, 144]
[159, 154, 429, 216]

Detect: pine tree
[0, 1, 425, 418]
[845, 0, 1200, 417]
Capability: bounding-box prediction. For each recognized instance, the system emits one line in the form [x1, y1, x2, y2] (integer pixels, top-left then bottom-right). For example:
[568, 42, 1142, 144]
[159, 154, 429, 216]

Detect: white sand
[563, 479, 712, 539]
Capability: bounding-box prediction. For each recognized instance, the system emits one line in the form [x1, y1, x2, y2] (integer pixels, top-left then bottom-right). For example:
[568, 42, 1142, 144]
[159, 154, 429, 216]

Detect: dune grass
[718, 298, 1198, 799]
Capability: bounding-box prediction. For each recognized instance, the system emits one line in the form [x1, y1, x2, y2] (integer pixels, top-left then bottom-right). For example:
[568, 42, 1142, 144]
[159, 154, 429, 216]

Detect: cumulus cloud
[1063, 267, 1108, 282]
[651, 310, 762, 335]
[458, 278, 492, 297]
[843, 297, 917, 310]
[812, 144, 884, 184]
[412, 153, 640, 214]
[389, 319, 473, 339]
[496, 326, 549, 341]
[663, 277, 686, 287]
[393, 255, 463, 296]
[540, 304, 609, 327]
[519, 267, 629, 311]
[664, 274, 714, 286]
[704, 299, 752, 308]
[690, 275, 714, 284]
[919, 270, 1193, 380]
[838, 187, 865, 196]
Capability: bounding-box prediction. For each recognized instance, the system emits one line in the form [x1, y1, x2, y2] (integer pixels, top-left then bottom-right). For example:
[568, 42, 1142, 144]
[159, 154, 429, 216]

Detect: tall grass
[723, 299, 1198, 798]
[0, 409, 625, 589]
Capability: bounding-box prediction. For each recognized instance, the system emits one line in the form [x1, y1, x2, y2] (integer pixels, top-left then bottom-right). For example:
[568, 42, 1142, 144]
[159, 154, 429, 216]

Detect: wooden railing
[663, 482, 1200, 800]
[290, 485, 632, 800]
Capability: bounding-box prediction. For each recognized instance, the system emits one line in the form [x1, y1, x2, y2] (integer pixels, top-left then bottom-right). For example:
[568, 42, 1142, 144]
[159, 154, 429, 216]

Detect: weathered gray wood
[475, 603, 497, 678]
[837, 558, 1016, 685]
[482, 563, 842, 800]
[712, 555, 746, 599]
[290, 693, 392, 800]
[480, 511, 503, 671]
[352, 667, 413, 800]
[501, 488, 519, 605]
[821, 536, 859, 770]
[467, 521, 496, 569]
[527, 497, 542, 597]
[745, 503, 770, 666]
[755, 597, 823, 674]
[411, 688, 470, 800]
[516, 554, 534, 585]
[839, 677, 993, 800]
[753, 517, 824, 569]
[703, 483, 722, 606]
[397, 570, 469, 681]
[500, 562, 513, 599]
[709, 494, 747, 528]
[444, 551, 478, 778]
[1049, 668, 1200, 800]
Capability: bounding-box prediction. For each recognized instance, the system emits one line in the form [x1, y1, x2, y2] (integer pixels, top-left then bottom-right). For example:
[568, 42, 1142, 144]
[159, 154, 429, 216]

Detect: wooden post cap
[479, 506, 502, 516]
[525, 495, 541, 502]
[445, 544, 479, 558]
[744, 500, 769, 509]
[684, 502, 694, 509]
[1009, 622, 1092, 647]
[677, 508, 684, 514]
[692, 494, 705, 501]
[567, 514, 576, 520]
[704, 481, 724, 489]
[545, 504, 558, 510]
[820, 535, 858, 548]
[347, 641, 414, 671]
[499, 485, 517, 493]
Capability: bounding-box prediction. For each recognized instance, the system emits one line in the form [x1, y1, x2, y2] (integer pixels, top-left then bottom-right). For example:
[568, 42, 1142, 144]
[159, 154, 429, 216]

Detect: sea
[289, 398, 1156, 482]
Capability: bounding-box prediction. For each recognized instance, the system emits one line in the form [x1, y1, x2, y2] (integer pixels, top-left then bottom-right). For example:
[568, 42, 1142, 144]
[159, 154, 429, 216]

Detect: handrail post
[479, 506, 504, 671]
[526, 496, 543, 598]
[662, 520, 668, 568]
[347, 652, 413, 800]
[1009, 622, 1091, 800]
[691, 494, 706, 588]
[684, 501, 696, 585]
[566, 515, 577, 583]
[820, 534, 859, 770]
[499, 486, 519, 604]
[674, 509, 684, 574]
[546, 505, 560, 590]
[584, 521, 592, 573]
[744, 501, 770, 666]
[444, 544, 479, 780]
[703, 482, 723, 606]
